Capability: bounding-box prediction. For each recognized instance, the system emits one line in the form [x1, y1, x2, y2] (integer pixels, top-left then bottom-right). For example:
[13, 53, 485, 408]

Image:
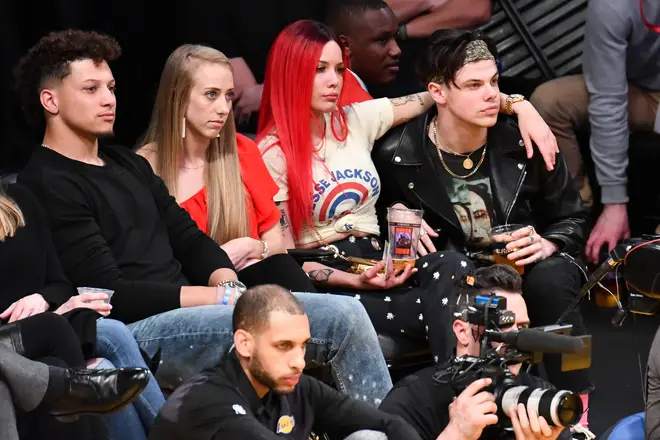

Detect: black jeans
[9, 312, 85, 367]
[522, 255, 591, 394]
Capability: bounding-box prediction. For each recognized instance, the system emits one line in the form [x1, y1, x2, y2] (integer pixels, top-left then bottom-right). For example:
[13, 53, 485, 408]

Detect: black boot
[49, 367, 149, 417]
[0, 322, 25, 355]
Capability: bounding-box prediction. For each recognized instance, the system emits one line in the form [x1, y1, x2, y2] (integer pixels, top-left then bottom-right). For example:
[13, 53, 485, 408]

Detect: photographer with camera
[379, 265, 573, 440]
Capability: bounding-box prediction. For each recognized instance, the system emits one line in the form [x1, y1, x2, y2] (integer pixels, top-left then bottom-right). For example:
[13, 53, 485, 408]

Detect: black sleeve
[8, 184, 74, 309]
[150, 383, 286, 440]
[304, 377, 423, 440]
[132, 152, 236, 284]
[378, 369, 453, 440]
[18, 171, 182, 324]
[531, 152, 589, 257]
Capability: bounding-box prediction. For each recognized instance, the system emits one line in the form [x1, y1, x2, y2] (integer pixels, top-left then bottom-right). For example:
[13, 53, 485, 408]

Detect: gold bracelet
[259, 239, 269, 259]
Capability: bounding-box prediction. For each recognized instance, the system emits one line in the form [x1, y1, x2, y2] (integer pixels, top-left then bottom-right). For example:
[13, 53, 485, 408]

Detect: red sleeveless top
[180, 133, 281, 239]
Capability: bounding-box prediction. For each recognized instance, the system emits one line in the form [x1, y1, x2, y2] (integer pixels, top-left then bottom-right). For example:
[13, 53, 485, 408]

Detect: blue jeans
[94, 319, 166, 439]
[126, 293, 392, 406]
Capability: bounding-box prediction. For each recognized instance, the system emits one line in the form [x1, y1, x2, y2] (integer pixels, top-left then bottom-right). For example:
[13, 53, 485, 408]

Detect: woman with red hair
[258, 20, 558, 361]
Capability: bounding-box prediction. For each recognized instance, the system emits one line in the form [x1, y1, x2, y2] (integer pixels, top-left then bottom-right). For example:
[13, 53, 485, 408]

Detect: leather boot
[49, 367, 149, 417]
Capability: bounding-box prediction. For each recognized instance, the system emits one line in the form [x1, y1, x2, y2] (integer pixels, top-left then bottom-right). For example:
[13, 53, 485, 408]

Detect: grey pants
[647, 327, 660, 439]
[0, 381, 19, 440]
[344, 431, 388, 440]
[0, 344, 50, 440]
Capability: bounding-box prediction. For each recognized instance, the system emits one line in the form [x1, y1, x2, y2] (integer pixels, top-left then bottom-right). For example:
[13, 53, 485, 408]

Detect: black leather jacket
[372, 109, 589, 257]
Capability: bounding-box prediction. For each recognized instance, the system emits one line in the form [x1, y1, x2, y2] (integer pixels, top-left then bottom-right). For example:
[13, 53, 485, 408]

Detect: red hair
[257, 20, 349, 240]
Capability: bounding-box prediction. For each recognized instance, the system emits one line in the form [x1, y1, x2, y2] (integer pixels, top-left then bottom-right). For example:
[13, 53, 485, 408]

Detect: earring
[182, 117, 186, 138]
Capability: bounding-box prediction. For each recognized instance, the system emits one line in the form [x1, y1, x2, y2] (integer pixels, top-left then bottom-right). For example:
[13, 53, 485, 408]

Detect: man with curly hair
[13, 30, 395, 405]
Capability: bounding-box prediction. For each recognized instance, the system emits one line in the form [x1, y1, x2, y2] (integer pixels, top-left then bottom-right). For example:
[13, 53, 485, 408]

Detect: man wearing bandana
[373, 30, 592, 428]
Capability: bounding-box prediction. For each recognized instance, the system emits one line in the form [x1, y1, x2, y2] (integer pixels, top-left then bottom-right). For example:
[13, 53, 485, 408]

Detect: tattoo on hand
[391, 93, 424, 107]
[307, 269, 334, 284]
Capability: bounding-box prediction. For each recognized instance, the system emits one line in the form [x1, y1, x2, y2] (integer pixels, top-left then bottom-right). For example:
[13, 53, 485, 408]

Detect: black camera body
[435, 294, 587, 432]
[620, 235, 660, 315]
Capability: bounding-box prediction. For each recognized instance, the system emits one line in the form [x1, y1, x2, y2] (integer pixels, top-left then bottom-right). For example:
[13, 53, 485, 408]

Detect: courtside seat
[601, 411, 644, 439]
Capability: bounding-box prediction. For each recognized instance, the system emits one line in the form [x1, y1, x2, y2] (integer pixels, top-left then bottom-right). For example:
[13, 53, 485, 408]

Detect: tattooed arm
[389, 91, 538, 128]
[390, 92, 435, 127]
[277, 202, 399, 289]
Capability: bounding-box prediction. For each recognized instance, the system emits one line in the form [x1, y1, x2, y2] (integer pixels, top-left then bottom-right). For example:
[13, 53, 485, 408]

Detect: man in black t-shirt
[150, 285, 419, 440]
[379, 265, 570, 440]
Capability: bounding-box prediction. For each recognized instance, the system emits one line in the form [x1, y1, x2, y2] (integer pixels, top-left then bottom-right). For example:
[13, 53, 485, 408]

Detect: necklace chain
[431, 117, 487, 179]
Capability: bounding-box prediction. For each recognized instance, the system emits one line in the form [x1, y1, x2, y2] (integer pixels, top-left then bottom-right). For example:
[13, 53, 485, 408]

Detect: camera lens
[500, 386, 583, 427]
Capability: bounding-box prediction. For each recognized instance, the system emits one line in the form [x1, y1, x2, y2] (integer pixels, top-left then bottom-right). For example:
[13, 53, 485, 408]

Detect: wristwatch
[217, 280, 247, 305]
[505, 94, 526, 115]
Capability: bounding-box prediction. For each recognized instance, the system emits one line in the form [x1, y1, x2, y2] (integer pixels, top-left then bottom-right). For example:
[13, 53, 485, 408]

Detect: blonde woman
[137, 45, 313, 291]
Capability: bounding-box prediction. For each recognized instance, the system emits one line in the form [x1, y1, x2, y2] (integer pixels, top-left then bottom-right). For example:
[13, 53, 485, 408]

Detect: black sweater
[18, 145, 235, 324]
[0, 183, 73, 312]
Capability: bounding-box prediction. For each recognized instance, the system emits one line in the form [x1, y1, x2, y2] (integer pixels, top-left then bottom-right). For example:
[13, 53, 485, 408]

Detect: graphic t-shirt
[259, 98, 394, 245]
[434, 142, 497, 253]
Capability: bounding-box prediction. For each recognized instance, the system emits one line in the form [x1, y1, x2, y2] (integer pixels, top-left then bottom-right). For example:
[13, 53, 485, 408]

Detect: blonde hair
[0, 188, 25, 241]
[141, 44, 249, 245]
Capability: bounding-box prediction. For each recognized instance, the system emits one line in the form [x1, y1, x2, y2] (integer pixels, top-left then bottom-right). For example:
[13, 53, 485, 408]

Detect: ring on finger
[527, 225, 535, 236]
[529, 234, 535, 243]
[419, 229, 427, 237]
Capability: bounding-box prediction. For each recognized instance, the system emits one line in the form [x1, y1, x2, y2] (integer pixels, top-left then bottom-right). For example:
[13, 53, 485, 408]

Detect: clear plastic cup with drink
[77, 287, 114, 304]
[488, 224, 526, 275]
[386, 207, 424, 260]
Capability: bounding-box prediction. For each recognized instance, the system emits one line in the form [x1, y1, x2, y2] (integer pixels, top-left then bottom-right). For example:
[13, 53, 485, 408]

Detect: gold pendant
[463, 157, 474, 170]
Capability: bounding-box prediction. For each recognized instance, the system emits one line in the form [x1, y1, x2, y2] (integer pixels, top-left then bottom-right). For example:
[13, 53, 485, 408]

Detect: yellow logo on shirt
[276, 415, 295, 434]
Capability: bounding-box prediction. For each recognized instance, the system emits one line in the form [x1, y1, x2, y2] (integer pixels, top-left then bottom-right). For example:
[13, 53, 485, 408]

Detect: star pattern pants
[326, 236, 474, 363]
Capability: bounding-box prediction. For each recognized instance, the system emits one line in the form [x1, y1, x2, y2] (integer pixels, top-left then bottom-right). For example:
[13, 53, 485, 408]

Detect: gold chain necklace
[431, 118, 487, 179]
[431, 117, 482, 170]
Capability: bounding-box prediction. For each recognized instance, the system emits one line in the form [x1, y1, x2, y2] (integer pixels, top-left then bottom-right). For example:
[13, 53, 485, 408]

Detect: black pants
[10, 312, 85, 366]
[324, 237, 474, 362]
[9, 313, 107, 440]
[522, 255, 591, 394]
[239, 253, 317, 293]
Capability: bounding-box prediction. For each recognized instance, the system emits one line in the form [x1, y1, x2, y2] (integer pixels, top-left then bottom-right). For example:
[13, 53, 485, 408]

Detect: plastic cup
[488, 224, 526, 275]
[77, 287, 114, 304]
[386, 207, 424, 260]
